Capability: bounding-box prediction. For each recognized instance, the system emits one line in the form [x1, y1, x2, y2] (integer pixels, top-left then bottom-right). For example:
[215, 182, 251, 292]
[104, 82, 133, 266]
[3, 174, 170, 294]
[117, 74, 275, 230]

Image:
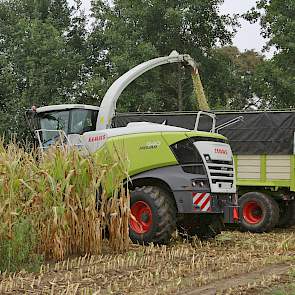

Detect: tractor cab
[26, 104, 99, 148]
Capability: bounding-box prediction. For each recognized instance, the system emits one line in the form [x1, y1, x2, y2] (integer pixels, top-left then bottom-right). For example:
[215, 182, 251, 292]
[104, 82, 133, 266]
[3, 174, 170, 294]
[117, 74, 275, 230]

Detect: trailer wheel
[277, 201, 295, 228]
[177, 214, 223, 240]
[129, 186, 176, 244]
[239, 192, 279, 232]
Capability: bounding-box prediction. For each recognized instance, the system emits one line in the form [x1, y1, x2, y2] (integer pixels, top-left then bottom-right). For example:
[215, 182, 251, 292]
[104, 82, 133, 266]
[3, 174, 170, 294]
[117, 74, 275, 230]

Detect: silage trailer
[114, 110, 295, 232]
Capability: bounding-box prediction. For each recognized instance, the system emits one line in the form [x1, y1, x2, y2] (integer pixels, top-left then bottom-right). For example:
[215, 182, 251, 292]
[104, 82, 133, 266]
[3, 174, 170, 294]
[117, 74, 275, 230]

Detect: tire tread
[239, 192, 279, 233]
[130, 186, 176, 244]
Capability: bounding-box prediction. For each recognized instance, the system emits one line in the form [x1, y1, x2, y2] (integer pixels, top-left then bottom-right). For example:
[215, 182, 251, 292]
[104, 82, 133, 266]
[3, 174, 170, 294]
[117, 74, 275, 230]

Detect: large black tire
[239, 192, 279, 232]
[177, 214, 224, 240]
[277, 201, 295, 228]
[129, 186, 176, 244]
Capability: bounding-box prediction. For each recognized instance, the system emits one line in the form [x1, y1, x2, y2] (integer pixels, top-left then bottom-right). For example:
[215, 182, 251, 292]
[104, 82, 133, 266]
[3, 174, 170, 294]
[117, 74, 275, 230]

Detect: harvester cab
[26, 104, 100, 150]
[26, 51, 239, 244]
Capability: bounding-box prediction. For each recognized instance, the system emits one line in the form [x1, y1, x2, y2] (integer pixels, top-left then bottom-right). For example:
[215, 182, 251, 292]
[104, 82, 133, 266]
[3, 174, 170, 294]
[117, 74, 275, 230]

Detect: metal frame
[194, 111, 216, 133]
[215, 116, 244, 133]
[35, 129, 69, 151]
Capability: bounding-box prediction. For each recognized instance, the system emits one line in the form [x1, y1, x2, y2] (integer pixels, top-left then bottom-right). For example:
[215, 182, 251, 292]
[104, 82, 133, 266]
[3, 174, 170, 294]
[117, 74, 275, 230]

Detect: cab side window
[70, 110, 98, 134]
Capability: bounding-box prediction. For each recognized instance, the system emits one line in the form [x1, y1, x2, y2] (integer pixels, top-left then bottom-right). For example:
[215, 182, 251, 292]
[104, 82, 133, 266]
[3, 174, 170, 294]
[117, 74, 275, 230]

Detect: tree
[90, 0, 238, 112]
[203, 46, 264, 110]
[0, 0, 89, 141]
[245, 0, 295, 108]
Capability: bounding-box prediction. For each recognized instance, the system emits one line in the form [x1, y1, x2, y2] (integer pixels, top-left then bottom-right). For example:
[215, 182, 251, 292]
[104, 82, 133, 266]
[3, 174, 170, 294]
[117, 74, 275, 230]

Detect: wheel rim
[130, 201, 153, 234]
[243, 201, 263, 224]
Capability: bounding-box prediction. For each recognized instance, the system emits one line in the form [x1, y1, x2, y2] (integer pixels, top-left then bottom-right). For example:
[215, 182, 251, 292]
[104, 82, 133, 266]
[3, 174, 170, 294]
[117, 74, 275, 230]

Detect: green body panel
[94, 130, 225, 194]
[105, 132, 178, 177]
[260, 155, 267, 182]
[159, 132, 187, 146]
[233, 155, 238, 177]
[236, 154, 295, 193]
[291, 155, 295, 191]
[103, 130, 225, 177]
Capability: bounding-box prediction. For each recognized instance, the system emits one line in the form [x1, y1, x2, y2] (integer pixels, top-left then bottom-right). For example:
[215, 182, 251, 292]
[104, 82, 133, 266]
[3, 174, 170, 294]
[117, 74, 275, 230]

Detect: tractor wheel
[177, 214, 224, 240]
[239, 192, 279, 232]
[277, 201, 295, 228]
[129, 186, 176, 244]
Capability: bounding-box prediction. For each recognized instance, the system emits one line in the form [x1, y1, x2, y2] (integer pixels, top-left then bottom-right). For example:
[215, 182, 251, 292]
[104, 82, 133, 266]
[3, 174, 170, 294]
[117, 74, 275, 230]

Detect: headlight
[191, 179, 210, 189]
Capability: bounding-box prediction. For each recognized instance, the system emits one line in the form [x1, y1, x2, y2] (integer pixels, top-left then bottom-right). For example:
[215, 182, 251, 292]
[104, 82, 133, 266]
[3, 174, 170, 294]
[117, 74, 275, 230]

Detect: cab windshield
[38, 109, 98, 145]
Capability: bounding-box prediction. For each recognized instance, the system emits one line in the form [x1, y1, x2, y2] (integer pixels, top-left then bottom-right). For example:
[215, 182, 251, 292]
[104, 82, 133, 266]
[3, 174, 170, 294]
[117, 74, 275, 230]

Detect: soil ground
[1, 229, 295, 294]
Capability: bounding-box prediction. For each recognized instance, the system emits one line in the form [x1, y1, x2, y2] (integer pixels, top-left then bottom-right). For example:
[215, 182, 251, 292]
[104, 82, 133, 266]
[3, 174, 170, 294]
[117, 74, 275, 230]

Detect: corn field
[1, 230, 295, 294]
[1, 141, 295, 294]
[0, 140, 130, 272]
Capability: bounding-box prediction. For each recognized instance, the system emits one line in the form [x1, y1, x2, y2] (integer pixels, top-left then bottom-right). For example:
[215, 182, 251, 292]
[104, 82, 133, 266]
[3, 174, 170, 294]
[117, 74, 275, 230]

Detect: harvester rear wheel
[129, 186, 176, 244]
[239, 192, 279, 232]
[177, 214, 224, 240]
[277, 200, 295, 228]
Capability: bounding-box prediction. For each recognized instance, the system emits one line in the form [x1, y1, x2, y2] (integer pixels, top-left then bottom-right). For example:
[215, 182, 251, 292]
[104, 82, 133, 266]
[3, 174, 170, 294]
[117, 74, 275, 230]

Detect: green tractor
[26, 51, 239, 244]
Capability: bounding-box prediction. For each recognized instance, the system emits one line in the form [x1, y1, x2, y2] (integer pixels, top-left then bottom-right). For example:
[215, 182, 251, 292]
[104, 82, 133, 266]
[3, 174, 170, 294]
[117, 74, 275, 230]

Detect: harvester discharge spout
[96, 50, 201, 130]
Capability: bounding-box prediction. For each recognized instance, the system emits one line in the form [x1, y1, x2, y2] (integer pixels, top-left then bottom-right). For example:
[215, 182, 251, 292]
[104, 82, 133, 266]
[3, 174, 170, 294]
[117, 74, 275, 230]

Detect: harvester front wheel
[129, 186, 176, 244]
[239, 192, 279, 232]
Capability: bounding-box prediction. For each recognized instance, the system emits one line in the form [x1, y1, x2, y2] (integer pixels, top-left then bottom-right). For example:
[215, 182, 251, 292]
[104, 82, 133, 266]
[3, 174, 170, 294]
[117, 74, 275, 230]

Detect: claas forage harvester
[26, 51, 239, 244]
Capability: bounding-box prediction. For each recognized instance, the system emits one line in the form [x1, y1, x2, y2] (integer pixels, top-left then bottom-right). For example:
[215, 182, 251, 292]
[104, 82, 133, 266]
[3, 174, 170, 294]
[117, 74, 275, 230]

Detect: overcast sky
[68, 0, 273, 57]
[220, 0, 273, 57]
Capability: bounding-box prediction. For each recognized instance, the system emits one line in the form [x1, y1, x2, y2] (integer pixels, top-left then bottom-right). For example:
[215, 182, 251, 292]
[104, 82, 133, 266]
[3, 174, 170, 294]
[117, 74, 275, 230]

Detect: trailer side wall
[235, 154, 295, 192]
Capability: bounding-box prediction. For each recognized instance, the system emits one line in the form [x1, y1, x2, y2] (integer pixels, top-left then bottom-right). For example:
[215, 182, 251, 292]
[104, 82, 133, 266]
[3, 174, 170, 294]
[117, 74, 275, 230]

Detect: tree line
[0, 0, 294, 141]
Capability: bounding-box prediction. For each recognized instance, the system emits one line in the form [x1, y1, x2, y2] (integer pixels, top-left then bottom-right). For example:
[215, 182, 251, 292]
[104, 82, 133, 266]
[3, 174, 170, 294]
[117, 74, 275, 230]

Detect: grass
[271, 287, 295, 295]
[0, 217, 43, 272]
[264, 268, 295, 295]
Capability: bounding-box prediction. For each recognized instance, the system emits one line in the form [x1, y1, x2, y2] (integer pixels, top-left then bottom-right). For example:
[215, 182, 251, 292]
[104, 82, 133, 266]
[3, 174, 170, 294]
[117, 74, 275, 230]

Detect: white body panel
[68, 122, 188, 154]
[194, 141, 236, 194]
[236, 155, 261, 179]
[36, 104, 100, 113]
[266, 155, 291, 180]
[106, 122, 188, 137]
[236, 155, 292, 181]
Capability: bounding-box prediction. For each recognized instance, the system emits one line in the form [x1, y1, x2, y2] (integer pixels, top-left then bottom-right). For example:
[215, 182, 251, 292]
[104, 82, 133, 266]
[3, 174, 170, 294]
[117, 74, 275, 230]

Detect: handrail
[215, 116, 244, 133]
[194, 111, 216, 133]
